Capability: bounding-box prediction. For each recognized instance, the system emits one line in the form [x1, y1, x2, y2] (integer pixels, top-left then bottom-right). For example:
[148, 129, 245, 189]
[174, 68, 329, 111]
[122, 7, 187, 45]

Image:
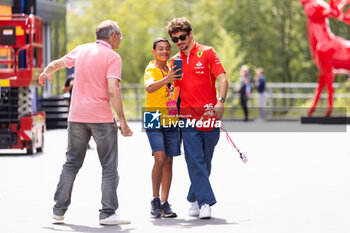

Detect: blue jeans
[181, 120, 220, 207]
[53, 122, 119, 220]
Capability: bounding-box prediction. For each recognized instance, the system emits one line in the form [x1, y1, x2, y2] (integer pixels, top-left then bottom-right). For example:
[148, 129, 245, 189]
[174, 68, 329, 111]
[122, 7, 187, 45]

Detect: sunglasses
[171, 33, 188, 43]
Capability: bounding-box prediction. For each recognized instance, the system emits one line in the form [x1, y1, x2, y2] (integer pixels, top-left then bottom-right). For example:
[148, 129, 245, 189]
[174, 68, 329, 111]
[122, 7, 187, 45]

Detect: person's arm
[215, 72, 229, 120]
[62, 83, 73, 93]
[108, 78, 133, 137]
[145, 66, 181, 93]
[62, 79, 74, 93]
[39, 58, 66, 86]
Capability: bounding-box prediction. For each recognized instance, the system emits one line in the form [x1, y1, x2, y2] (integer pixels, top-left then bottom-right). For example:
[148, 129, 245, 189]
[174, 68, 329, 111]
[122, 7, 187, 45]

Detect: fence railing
[121, 82, 350, 120]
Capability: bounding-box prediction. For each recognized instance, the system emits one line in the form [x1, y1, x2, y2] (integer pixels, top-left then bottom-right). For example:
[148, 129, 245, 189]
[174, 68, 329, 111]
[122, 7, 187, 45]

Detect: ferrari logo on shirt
[197, 51, 203, 58]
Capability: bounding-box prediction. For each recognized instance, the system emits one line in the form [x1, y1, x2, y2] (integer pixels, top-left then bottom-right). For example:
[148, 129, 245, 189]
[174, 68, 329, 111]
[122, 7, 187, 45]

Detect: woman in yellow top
[144, 38, 181, 218]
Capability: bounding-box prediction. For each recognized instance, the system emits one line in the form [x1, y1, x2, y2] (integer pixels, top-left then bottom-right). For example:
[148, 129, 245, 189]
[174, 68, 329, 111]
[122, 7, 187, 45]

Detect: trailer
[0, 14, 45, 154]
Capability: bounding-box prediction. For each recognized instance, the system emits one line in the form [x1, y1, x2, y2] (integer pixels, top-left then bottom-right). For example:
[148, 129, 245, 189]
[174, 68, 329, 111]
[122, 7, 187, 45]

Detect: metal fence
[121, 82, 350, 120]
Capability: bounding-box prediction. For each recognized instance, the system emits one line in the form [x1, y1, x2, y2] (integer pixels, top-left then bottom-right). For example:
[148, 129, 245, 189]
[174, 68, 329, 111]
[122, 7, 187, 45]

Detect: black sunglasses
[171, 33, 188, 43]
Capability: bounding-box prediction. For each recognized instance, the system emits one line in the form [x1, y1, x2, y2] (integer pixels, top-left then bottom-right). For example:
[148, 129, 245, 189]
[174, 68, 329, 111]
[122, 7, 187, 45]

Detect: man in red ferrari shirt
[167, 17, 228, 219]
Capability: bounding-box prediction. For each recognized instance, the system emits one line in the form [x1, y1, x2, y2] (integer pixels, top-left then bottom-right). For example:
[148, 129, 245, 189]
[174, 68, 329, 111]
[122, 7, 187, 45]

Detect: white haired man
[39, 20, 133, 225]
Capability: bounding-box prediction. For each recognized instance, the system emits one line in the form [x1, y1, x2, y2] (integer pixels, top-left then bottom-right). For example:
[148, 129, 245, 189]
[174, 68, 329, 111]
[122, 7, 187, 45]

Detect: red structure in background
[0, 14, 45, 154]
[300, 0, 350, 116]
[0, 14, 43, 86]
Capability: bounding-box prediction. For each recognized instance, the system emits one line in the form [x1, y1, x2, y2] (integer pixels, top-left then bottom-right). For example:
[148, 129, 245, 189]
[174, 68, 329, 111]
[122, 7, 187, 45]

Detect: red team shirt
[171, 41, 226, 119]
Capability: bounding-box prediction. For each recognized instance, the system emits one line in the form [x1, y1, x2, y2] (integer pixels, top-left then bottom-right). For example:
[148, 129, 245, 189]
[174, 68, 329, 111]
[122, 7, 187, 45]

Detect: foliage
[65, 0, 350, 87]
[50, 18, 67, 95]
[212, 28, 243, 82]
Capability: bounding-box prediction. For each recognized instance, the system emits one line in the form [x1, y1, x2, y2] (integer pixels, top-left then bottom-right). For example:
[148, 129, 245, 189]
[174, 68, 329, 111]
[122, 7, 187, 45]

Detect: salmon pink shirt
[63, 40, 122, 123]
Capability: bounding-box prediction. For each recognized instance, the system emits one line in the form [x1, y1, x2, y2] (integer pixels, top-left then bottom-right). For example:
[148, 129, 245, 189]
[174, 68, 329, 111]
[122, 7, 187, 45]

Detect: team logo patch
[197, 51, 203, 58]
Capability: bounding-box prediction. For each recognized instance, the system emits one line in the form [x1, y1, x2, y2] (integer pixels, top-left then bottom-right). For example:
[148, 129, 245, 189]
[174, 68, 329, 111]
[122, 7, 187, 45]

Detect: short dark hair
[153, 37, 170, 49]
[167, 17, 192, 36]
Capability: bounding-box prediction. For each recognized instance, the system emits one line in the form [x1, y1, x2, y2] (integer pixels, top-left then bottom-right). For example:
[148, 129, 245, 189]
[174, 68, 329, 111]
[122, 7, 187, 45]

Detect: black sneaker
[161, 201, 177, 218]
[151, 197, 162, 217]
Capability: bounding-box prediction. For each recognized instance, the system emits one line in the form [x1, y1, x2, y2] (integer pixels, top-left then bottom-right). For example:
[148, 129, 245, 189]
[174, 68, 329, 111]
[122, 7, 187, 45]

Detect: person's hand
[166, 65, 182, 82]
[214, 101, 225, 120]
[39, 72, 52, 86]
[119, 120, 133, 137]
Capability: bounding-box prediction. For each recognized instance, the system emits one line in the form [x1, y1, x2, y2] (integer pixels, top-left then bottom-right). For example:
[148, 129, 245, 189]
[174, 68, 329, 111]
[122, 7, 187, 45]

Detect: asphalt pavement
[0, 121, 349, 233]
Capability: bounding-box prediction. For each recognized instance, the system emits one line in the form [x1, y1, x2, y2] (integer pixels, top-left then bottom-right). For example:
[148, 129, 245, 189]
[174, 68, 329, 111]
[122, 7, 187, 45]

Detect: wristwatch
[218, 97, 225, 103]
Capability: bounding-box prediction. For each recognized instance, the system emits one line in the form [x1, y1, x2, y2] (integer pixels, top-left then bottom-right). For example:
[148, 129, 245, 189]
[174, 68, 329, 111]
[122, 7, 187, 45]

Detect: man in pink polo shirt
[39, 20, 133, 225]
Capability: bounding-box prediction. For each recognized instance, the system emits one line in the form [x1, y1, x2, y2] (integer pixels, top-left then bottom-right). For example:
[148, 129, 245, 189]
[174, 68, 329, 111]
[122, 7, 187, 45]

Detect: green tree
[65, 0, 323, 85]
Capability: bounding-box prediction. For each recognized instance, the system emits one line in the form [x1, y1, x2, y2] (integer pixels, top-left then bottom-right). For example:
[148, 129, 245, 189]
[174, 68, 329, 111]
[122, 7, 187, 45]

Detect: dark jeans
[181, 121, 220, 207]
[53, 122, 119, 219]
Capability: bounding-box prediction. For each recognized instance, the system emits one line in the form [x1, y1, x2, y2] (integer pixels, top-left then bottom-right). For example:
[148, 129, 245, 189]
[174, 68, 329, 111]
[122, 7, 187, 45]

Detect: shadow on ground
[151, 217, 241, 228]
[43, 223, 135, 233]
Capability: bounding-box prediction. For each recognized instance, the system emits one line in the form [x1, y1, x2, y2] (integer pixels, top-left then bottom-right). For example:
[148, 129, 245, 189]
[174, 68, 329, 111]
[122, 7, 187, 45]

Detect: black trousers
[240, 96, 248, 121]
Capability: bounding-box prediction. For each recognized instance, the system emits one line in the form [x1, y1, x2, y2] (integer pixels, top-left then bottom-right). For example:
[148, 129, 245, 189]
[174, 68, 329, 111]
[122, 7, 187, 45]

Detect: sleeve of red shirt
[207, 48, 226, 77]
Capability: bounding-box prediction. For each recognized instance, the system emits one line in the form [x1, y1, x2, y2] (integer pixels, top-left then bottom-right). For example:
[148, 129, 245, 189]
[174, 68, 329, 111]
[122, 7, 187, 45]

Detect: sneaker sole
[150, 213, 162, 218]
[199, 216, 211, 219]
[99, 220, 131, 225]
[189, 211, 200, 217]
[52, 215, 64, 223]
[162, 213, 177, 218]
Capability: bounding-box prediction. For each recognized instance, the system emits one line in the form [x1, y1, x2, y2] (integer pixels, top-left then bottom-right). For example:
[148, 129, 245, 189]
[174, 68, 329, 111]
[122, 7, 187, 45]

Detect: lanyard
[155, 62, 172, 102]
[221, 124, 248, 164]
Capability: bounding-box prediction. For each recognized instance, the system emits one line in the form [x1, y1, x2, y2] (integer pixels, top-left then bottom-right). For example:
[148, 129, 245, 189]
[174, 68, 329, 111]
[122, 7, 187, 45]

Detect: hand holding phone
[173, 58, 182, 79]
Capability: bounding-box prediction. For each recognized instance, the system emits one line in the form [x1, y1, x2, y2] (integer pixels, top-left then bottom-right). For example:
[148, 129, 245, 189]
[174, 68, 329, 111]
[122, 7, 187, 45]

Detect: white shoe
[199, 204, 211, 219]
[52, 214, 64, 223]
[188, 201, 200, 217]
[99, 213, 131, 225]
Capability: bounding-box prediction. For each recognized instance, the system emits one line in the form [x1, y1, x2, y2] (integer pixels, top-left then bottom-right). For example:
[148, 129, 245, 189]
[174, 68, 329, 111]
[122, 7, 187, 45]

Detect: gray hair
[96, 20, 120, 40]
[240, 65, 249, 72]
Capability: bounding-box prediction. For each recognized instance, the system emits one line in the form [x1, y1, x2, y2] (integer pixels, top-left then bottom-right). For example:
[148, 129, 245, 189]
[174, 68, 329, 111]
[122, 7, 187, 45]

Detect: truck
[0, 14, 45, 154]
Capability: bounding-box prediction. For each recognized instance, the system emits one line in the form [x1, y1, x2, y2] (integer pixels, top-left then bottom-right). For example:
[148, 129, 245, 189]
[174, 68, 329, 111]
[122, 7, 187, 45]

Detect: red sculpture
[300, 0, 350, 116]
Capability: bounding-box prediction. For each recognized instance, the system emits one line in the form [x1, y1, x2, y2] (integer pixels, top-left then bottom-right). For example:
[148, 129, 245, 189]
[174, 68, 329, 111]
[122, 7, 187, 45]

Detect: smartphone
[173, 58, 183, 79]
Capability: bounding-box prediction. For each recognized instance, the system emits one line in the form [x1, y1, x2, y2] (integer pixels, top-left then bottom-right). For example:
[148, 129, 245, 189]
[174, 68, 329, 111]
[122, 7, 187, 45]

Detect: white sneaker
[199, 204, 211, 219]
[188, 201, 200, 217]
[99, 213, 131, 225]
[52, 214, 64, 223]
